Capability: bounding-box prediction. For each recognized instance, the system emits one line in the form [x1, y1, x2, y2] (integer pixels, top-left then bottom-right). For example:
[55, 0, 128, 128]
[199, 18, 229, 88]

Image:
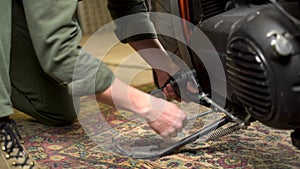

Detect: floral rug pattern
[12, 84, 300, 169]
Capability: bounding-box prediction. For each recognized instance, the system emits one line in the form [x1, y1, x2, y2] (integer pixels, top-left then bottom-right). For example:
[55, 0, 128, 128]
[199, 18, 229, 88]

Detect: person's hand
[154, 69, 181, 101]
[96, 78, 187, 142]
[144, 97, 187, 142]
[155, 69, 201, 103]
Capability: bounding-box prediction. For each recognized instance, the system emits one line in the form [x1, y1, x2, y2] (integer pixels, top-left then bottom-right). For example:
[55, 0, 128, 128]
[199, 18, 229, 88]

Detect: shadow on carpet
[11, 84, 300, 169]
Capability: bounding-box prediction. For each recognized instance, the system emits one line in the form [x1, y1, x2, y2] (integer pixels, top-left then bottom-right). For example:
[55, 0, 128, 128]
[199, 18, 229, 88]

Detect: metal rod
[187, 109, 217, 121]
[199, 93, 243, 124]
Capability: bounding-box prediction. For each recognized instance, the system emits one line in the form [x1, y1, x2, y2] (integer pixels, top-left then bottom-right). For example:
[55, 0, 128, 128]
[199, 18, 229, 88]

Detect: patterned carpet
[11, 84, 300, 169]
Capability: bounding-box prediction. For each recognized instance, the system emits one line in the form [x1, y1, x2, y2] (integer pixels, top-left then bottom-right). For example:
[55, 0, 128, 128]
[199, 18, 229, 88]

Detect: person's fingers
[161, 130, 177, 142]
[181, 112, 188, 127]
[174, 111, 187, 133]
[174, 123, 183, 133]
[163, 113, 186, 139]
[187, 81, 199, 93]
[160, 132, 172, 143]
[163, 84, 181, 101]
[162, 87, 171, 100]
[147, 101, 188, 142]
[165, 84, 175, 98]
[151, 122, 179, 142]
[168, 128, 178, 137]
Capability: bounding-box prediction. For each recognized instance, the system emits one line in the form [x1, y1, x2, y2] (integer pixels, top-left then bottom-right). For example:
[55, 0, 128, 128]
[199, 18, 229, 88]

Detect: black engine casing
[193, 2, 300, 129]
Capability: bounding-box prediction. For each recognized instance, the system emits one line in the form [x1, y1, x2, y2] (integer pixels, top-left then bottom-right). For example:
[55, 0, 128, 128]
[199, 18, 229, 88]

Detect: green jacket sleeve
[0, 0, 14, 117]
[107, 0, 157, 43]
[22, 0, 114, 96]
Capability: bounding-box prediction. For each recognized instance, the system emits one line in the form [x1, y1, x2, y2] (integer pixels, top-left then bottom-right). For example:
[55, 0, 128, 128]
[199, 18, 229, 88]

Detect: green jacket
[0, 0, 157, 117]
[23, 0, 156, 96]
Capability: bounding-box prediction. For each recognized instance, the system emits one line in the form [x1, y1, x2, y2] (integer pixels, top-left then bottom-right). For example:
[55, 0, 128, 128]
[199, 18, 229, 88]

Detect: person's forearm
[129, 39, 180, 75]
[95, 78, 161, 121]
[95, 78, 188, 140]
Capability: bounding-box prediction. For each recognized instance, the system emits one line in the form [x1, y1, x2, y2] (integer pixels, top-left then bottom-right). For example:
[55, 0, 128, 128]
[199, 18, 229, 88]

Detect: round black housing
[227, 3, 300, 129]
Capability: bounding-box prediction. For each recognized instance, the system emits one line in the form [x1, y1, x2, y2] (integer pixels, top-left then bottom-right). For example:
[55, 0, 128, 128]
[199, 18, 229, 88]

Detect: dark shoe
[0, 117, 41, 169]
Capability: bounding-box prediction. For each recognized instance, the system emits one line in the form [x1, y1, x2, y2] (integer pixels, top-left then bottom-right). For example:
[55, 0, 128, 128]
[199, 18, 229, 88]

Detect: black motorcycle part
[115, 116, 230, 159]
[193, 2, 300, 129]
[291, 129, 300, 149]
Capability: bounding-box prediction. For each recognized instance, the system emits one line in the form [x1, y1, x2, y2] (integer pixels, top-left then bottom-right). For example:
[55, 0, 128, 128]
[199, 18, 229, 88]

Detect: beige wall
[77, 0, 113, 35]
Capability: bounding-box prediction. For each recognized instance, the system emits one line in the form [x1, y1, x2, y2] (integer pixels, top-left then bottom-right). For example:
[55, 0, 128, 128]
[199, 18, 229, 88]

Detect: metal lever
[112, 91, 251, 159]
[113, 116, 230, 159]
[149, 69, 201, 103]
[111, 69, 251, 159]
[198, 93, 244, 126]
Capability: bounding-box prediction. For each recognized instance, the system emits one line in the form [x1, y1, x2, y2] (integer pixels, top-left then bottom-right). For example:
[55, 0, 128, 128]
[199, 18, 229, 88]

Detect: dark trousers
[9, 0, 77, 126]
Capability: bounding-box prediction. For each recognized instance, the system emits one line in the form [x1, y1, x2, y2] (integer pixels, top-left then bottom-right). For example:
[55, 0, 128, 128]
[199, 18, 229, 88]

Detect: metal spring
[207, 124, 241, 141]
